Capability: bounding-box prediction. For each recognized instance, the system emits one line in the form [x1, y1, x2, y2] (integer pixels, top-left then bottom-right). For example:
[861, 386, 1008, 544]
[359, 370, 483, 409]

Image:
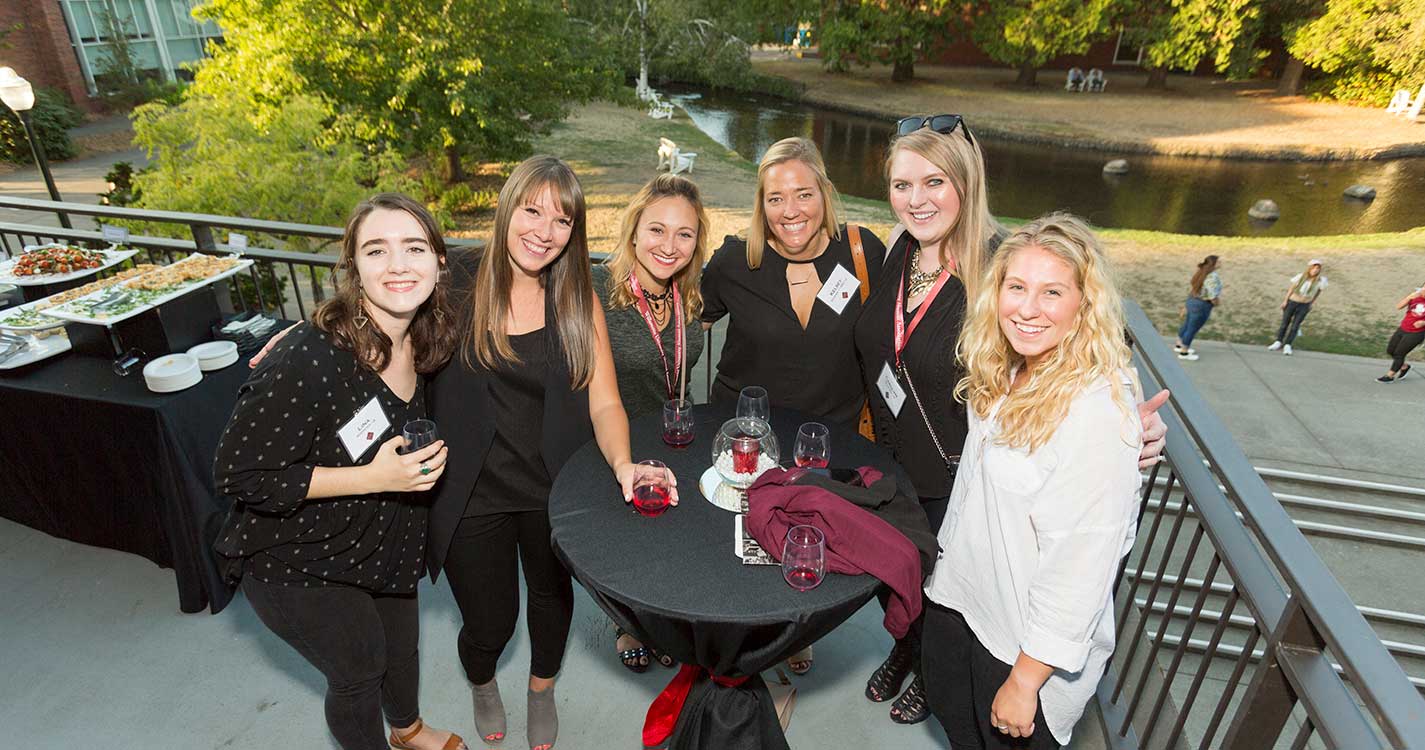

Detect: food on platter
[46, 264, 161, 306]
[127, 255, 242, 291]
[11, 244, 105, 277]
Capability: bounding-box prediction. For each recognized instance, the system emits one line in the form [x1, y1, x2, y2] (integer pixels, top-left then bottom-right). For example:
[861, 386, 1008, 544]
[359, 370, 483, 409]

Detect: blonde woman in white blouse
[922, 213, 1143, 749]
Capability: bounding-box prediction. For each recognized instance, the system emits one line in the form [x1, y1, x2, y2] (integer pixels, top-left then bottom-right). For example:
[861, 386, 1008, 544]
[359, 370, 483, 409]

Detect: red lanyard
[893, 246, 953, 369]
[629, 273, 685, 400]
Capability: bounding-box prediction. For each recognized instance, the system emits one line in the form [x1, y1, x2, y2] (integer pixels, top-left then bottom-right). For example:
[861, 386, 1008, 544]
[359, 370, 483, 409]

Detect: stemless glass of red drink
[782, 525, 825, 591]
[793, 422, 829, 468]
[732, 435, 760, 474]
[631, 459, 673, 517]
[662, 398, 694, 448]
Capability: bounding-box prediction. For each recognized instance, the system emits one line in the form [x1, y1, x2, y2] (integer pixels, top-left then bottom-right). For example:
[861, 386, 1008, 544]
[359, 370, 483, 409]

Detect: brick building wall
[1, 1, 95, 111]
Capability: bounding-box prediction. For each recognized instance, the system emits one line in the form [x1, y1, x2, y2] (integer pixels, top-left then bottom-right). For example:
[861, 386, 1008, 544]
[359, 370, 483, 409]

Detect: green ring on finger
[420, 463, 432, 475]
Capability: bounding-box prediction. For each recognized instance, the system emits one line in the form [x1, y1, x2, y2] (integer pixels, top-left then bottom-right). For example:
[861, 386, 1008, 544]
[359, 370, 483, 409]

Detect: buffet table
[0, 350, 250, 613]
[549, 404, 914, 750]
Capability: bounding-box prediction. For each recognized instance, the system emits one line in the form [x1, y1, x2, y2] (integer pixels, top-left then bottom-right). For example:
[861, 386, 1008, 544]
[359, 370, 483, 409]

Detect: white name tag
[877, 361, 906, 419]
[337, 396, 391, 463]
[228, 232, 249, 250]
[816, 263, 860, 315]
[101, 225, 129, 244]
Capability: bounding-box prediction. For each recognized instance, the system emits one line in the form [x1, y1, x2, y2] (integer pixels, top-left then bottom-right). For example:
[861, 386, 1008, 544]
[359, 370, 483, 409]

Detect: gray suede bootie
[527, 685, 558, 750]
[472, 679, 506, 745]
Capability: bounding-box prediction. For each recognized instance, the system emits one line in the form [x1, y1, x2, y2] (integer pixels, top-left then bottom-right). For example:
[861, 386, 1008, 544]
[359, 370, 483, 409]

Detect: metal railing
[1104, 301, 1425, 750]
[6, 197, 1425, 749]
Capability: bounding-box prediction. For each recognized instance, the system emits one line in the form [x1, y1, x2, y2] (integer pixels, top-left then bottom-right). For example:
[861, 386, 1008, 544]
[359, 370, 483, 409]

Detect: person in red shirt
[1378, 282, 1425, 383]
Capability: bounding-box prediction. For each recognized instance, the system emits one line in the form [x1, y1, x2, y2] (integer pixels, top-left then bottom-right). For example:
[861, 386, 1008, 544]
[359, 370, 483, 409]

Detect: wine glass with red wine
[782, 525, 825, 591]
[631, 459, 673, 517]
[793, 422, 829, 469]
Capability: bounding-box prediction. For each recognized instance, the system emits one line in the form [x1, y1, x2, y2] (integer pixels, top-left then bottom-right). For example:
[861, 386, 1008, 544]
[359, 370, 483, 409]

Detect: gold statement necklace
[906, 244, 943, 299]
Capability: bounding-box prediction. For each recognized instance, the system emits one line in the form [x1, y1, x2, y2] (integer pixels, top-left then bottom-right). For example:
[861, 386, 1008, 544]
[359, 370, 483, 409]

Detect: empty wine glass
[662, 398, 694, 448]
[782, 525, 825, 591]
[631, 459, 673, 517]
[402, 419, 438, 453]
[736, 385, 769, 422]
[793, 422, 830, 469]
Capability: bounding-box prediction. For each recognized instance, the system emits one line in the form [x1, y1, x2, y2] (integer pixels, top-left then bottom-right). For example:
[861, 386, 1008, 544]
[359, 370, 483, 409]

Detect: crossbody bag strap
[847, 224, 870, 303]
[897, 362, 959, 473]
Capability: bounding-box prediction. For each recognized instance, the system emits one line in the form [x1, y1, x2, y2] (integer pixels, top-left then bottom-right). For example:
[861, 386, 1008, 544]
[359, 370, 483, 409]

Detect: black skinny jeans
[241, 577, 420, 750]
[1387, 329, 1425, 371]
[1276, 300, 1313, 345]
[443, 510, 574, 685]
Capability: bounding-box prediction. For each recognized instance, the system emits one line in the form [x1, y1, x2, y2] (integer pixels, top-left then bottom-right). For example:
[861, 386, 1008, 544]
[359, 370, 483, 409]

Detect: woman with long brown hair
[214, 193, 466, 750]
[1173, 255, 1222, 361]
[428, 155, 639, 750]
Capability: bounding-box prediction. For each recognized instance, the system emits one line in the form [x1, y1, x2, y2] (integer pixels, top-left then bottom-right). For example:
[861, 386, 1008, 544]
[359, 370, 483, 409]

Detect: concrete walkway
[0, 123, 145, 228]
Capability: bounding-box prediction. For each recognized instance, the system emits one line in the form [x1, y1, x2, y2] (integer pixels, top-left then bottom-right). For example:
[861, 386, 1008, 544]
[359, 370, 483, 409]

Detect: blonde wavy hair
[745, 137, 842, 270]
[885, 127, 999, 300]
[605, 173, 710, 320]
[955, 213, 1136, 452]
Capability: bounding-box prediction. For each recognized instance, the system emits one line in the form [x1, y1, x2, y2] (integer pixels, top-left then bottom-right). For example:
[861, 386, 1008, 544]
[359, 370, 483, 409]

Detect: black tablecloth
[0, 350, 249, 613]
[549, 404, 914, 749]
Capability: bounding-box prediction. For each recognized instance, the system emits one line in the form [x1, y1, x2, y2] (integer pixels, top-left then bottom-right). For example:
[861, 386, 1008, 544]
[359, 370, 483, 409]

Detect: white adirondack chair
[1404, 84, 1425, 121]
[648, 98, 674, 119]
[636, 81, 657, 102]
[656, 138, 696, 174]
[1087, 68, 1106, 92]
[1387, 89, 1412, 114]
[1065, 67, 1085, 92]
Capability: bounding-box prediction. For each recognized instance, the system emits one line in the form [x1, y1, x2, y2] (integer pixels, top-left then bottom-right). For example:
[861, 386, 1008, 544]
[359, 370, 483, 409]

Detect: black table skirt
[0, 349, 250, 613]
[549, 403, 914, 749]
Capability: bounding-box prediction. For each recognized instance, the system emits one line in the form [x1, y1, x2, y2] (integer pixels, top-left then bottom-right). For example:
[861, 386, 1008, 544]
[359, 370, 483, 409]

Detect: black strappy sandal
[615, 626, 650, 673]
[649, 646, 676, 668]
[889, 674, 931, 725]
[865, 639, 915, 702]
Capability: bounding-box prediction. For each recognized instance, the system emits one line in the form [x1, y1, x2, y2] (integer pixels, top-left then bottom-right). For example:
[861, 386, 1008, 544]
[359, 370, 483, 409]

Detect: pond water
[666, 87, 1425, 237]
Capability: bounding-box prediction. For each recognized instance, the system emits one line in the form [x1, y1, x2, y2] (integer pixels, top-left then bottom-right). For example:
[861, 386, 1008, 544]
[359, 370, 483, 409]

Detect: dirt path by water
[457, 102, 1424, 361]
[754, 57, 1425, 161]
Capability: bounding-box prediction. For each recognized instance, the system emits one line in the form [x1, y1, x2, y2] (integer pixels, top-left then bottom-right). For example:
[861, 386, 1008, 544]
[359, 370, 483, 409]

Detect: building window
[59, 0, 224, 95]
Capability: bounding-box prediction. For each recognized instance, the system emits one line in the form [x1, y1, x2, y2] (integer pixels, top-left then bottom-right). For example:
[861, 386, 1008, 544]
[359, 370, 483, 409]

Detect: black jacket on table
[701, 225, 886, 427]
[425, 249, 594, 579]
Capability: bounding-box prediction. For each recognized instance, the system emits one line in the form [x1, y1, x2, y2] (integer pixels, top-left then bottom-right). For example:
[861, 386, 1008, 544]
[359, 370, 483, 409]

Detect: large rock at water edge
[1248, 199, 1280, 221]
[1344, 185, 1376, 201]
[1102, 159, 1129, 175]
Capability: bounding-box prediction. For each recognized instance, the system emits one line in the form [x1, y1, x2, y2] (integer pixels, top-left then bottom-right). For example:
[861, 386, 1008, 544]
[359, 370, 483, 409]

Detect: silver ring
[420, 463, 432, 476]
[996, 725, 1009, 732]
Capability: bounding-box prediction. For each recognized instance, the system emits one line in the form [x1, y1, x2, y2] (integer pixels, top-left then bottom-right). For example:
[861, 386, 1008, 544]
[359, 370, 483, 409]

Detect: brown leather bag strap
[847, 224, 870, 302]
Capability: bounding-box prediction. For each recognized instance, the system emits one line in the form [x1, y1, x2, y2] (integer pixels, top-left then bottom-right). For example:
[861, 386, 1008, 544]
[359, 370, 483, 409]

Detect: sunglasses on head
[896, 114, 975, 146]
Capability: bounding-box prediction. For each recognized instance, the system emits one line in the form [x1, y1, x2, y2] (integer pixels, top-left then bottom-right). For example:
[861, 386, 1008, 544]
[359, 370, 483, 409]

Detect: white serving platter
[0, 244, 141, 286]
[42, 253, 253, 327]
[0, 329, 72, 370]
[0, 298, 69, 332]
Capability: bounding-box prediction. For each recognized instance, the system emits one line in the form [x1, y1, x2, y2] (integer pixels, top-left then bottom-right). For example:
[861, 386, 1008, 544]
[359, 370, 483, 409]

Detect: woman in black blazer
[427, 156, 640, 750]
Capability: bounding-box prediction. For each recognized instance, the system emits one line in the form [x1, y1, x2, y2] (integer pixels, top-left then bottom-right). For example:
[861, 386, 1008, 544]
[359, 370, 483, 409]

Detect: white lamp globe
[0, 67, 36, 113]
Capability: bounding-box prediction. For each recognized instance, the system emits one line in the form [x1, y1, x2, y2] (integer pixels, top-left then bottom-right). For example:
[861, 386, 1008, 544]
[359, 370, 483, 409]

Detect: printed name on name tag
[816, 263, 861, 315]
[337, 396, 391, 462]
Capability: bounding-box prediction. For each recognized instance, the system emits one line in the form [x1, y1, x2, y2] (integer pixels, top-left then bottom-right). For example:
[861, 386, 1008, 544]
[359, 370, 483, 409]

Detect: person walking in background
[1268, 259, 1327, 355]
[1173, 255, 1222, 361]
[1378, 282, 1425, 383]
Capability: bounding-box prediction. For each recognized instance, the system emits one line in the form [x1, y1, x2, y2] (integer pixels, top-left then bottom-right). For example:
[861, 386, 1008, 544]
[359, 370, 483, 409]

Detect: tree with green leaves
[1119, 0, 1266, 88]
[971, 0, 1116, 86]
[191, 0, 621, 182]
[1288, 0, 1425, 104]
[820, 0, 963, 82]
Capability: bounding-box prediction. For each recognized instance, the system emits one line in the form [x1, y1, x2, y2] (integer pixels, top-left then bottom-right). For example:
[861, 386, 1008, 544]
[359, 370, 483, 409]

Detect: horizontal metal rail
[1144, 497, 1425, 550]
[1255, 466, 1425, 497]
[1124, 571, 1425, 629]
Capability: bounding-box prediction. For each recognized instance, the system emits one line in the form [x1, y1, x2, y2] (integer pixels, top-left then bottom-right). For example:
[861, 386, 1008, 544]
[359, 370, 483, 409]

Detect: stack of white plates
[187, 340, 239, 371]
[143, 353, 202, 393]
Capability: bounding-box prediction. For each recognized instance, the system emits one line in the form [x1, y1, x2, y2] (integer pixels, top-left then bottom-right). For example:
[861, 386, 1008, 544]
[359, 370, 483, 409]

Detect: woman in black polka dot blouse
[213, 194, 467, 750]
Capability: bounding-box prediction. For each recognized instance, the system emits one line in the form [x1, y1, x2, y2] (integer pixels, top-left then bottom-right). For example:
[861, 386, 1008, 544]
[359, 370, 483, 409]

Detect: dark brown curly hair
[314, 193, 458, 374]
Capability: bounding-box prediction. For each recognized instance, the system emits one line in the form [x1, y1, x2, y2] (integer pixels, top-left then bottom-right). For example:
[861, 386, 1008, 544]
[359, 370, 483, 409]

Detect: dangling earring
[354, 291, 369, 330]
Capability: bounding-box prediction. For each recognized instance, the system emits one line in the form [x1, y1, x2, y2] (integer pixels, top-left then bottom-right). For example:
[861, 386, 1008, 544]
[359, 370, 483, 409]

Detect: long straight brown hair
[314, 193, 457, 374]
[1189, 255, 1219, 296]
[466, 156, 596, 388]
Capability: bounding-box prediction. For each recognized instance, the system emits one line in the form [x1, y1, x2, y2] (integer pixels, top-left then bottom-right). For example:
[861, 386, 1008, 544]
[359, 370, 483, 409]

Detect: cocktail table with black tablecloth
[0, 351, 251, 613]
[548, 404, 915, 750]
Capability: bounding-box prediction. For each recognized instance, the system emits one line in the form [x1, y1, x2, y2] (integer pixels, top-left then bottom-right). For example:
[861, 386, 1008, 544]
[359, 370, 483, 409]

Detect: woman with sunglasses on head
[591, 173, 711, 672]
[854, 117, 1170, 726]
[214, 194, 466, 750]
[701, 135, 887, 675]
[429, 155, 641, 750]
[922, 213, 1143, 750]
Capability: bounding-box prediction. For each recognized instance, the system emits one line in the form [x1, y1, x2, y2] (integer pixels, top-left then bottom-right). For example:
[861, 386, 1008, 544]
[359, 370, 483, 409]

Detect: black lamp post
[0, 67, 71, 229]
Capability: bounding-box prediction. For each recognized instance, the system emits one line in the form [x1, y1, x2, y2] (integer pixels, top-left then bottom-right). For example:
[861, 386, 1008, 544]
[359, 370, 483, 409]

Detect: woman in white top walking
[921, 213, 1143, 748]
[1268, 259, 1327, 355]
